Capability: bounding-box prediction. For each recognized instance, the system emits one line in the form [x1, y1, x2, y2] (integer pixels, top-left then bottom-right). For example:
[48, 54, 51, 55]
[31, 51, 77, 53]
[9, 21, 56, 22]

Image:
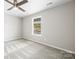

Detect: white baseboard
[4, 36, 21, 42]
[23, 38, 75, 54]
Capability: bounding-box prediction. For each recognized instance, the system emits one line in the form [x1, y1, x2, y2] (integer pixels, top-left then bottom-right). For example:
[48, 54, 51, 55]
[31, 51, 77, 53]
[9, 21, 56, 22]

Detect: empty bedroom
[4, 0, 75, 59]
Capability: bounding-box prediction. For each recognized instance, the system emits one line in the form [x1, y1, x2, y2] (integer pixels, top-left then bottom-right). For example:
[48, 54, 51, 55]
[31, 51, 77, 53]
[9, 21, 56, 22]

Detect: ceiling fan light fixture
[14, 7, 17, 10]
[5, 0, 28, 12]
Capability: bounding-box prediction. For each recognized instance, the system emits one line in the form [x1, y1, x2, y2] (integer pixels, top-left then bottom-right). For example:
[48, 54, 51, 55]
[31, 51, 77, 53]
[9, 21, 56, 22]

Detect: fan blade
[7, 6, 14, 10]
[17, 7, 25, 12]
[16, 0, 28, 7]
[5, 0, 14, 5]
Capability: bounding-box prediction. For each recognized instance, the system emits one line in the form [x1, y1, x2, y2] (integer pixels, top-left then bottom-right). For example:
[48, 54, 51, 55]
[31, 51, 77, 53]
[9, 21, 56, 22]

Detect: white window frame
[32, 16, 42, 36]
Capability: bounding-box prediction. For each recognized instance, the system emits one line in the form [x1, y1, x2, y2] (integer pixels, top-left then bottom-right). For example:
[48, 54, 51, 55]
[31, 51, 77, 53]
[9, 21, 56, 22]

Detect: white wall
[23, 1, 75, 53]
[4, 13, 22, 41]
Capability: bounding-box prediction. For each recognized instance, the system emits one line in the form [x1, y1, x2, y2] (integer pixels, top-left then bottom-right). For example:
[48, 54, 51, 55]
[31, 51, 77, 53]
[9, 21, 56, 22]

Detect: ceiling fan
[5, 0, 28, 12]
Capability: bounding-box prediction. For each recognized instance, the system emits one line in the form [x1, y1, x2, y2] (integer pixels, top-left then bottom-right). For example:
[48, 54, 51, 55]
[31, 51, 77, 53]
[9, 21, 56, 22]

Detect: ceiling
[4, 0, 73, 17]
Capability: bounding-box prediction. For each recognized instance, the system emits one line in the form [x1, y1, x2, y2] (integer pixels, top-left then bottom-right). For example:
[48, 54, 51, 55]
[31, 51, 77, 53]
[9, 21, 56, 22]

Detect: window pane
[34, 23, 41, 34]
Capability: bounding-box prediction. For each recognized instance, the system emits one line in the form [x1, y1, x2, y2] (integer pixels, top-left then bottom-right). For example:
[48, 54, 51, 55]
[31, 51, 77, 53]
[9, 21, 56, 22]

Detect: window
[32, 16, 41, 36]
